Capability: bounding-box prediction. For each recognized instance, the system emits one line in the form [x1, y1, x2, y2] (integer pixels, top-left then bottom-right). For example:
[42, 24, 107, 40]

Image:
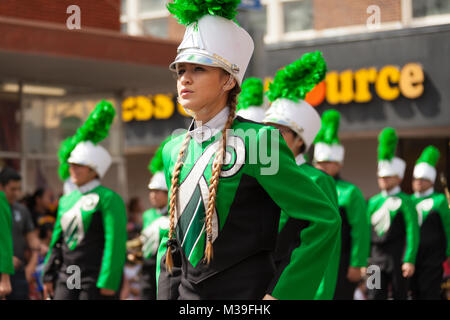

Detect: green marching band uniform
[410, 146, 450, 299]
[156, 0, 341, 300]
[42, 101, 127, 299]
[367, 127, 420, 300]
[0, 191, 14, 276]
[313, 109, 370, 299]
[262, 53, 341, 300]
[139, 137, 170, 300]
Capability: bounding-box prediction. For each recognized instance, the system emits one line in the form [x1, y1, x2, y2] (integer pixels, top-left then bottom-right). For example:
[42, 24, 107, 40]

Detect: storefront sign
[123, 63, 424, 122]
[265, 63, 424, 107]
[122, 94, 189, 122]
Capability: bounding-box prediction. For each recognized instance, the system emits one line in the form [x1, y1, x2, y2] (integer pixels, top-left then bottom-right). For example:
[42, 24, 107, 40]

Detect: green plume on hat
[167, 0, 241, 26]
[416, 145, 440, 167]
[314, 109, 341, 145]
[148, 134, 173, 174]
[237, 77, 264, 111]
[377, 127, 398, 161]
[57, 100, 116, 181]
[266, 51, 327, 103]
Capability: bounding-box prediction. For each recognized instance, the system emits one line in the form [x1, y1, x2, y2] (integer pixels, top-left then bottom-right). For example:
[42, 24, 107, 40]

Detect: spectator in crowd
[127, 197, 143, 240]
[0, 167, 41, 300]
[120, 261, 141, 300]
[25, 188, 56, 229]
[32, 218, 55, 299]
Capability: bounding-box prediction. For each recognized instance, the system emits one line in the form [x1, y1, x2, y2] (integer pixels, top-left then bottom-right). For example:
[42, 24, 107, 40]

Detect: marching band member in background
[410, 145, 450, 299]
[366, 127, 419, 300]
[263, 53, 341, 300]
[42, 101, 127, 300]
[313, 109, 370, 300]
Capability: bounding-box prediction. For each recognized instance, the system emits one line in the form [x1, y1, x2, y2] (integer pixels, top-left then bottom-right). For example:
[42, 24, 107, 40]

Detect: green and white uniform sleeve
[400, 194, 420, 264]
[341, 183, 370, 267]
[97, 192, 128, 291]
[255, 129, 341, 300]
[310, 172, 340, 300]
[0, 191, 14, 275]
[141, 208, 169, 260]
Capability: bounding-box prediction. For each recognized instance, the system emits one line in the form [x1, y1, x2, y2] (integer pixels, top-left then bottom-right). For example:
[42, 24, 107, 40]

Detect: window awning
[0, 16, 178, 91]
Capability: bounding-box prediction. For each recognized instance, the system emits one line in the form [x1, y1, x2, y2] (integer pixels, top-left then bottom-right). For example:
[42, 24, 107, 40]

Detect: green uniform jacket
[336, 178, 370, 268]
[43, 183, 127, 291]
[141, 208, 169, 260]
[368, 190, 420, 265]
[156, 116, 341, 300]
[275, 161, 340, 300]
[411, 192, 450, 261]
[302, 164, 340, 300]
[0, 191, 14, 275]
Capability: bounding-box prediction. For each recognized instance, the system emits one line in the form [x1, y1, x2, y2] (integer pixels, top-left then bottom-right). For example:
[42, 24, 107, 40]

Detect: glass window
[139, 0, 167, 12]
[142, 18, 168, 38]
[22, 92, 121, 157]
[283, 0, 313, 33]
[247, 5, 267, 34]
[25, 158, 61, 196]
[121, 23, 128, 33]
[121, 0, 127, 15]
[413, 0, 450, 17]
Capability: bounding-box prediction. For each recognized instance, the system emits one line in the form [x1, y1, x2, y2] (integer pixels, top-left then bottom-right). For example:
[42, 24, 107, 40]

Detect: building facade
[2, 0, 448, 206]
[0, 0, 178, 203]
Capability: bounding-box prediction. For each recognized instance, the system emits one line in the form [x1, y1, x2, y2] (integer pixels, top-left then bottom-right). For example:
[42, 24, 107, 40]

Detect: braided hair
[165, 76, 241, 273]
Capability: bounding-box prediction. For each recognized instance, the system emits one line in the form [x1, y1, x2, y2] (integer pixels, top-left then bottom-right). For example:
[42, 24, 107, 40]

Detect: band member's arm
[0, 192, 14, 276]
[346, 186, 370, 267]
[97, 193, 128, 292]
[402, 198, 420, 264]
[256, 127, 341, 300]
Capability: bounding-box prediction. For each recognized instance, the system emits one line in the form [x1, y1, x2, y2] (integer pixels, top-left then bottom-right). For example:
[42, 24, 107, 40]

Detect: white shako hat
[68, 141, 112, 179]
[413, 145, 440, 183]
[58, 100, 116, 183]
[263, 51, 327, 151]
[167, 1, 254, 86]
[377, 127, 406, 179]
[313, 109, 345, 163]
[147, 134, 172, 191]
[264, 99, 321, 150]
[236, 77, 266, 122]
[148, 171, 168, 191]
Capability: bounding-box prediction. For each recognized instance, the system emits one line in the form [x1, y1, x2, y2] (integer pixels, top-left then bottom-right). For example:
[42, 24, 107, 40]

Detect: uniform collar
[156, 207, 168, 216]
[381, 185, 401, 197]
[188, 107, 230, 143]
[414, 187, 434, 198]
[77, 179, 101, 194]
[295, 153, 306, 166]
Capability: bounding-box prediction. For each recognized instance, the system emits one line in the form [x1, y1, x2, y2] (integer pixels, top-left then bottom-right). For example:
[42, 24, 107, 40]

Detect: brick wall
[314, 0, 402, 30]
[0, 0, 120, 31]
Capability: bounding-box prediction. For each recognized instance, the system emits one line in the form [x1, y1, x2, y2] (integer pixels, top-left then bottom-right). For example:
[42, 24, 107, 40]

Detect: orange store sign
[122, 63, 424, 122]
